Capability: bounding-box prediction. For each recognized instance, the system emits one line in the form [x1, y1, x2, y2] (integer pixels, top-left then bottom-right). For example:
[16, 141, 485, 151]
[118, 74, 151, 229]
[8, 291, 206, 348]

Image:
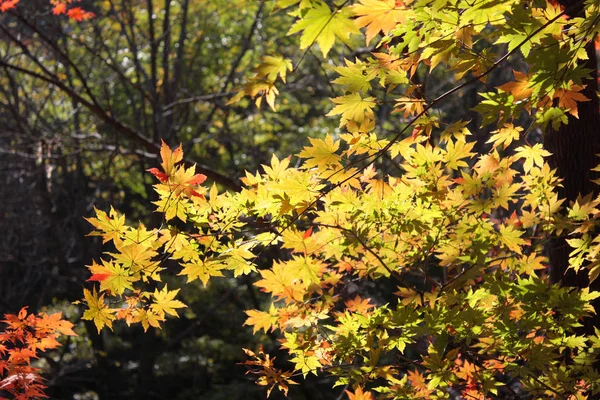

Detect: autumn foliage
[81, 0, 600, 398]
[0, 0, 93, 20]
[2, 0, 600, 398]
[0, 309, 76, 399]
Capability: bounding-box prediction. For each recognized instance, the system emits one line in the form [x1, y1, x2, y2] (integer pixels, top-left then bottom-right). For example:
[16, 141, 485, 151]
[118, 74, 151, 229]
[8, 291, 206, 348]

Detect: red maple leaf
[67, 7, 94, 21]
[147, 168, 169, 183]
[87, 274, 110, 282]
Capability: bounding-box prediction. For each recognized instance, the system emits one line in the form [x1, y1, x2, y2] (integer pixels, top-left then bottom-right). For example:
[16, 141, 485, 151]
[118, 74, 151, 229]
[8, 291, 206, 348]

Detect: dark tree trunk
[544, 0, 600, 334]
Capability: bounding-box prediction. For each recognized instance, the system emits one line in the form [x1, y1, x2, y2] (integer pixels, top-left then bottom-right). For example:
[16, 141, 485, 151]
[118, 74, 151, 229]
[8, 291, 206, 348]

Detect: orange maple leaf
[346, 386, 375, 400]
[344, 295, 375, 315]
[352, 0, 406, 44]
[553, 84, 590, 118]
[499, 70, 533, 102]
[52, 3, 66, 15]
[0, 0, 19, 12]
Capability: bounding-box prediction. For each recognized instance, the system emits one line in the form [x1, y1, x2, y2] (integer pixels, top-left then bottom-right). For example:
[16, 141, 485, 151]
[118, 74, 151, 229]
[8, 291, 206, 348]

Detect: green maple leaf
[332, 58, 376, 92]
[287, 1, 359, 57]
[290, 352, 322, 377]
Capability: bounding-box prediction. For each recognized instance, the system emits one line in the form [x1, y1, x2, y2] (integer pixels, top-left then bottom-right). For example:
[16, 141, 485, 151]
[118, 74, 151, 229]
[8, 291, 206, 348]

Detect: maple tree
[71, 0, 600, 398]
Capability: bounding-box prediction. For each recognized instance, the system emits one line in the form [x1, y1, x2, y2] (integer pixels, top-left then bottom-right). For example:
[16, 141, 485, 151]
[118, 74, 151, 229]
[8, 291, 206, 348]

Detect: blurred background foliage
[0, 0, 540, 399]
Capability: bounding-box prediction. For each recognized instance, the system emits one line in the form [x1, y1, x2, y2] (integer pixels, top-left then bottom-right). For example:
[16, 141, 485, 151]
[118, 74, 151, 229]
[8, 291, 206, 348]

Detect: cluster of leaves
[82, 0, 600, 399]
[0, 0, 94, 20]
[0, 308, 76, 399]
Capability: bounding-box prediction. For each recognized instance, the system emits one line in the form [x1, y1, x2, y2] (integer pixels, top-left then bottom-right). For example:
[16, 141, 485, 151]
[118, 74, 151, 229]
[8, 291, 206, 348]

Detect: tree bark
[544, 0, 600, 334]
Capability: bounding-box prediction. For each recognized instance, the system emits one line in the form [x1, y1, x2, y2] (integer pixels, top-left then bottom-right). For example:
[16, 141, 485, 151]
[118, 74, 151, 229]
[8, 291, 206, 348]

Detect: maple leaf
[168, 165, 207, 198]
[346, 386, 375, 400]
[85, 206, 127, 243]
[179, 257, 225, 286]
[498, 224, 527, 254]
[393, 96, 426, 119]
[327, 93, 376, 126]
[332, 58, 377, 92]
[519, 254, 547, 275]
[443, 139, 476, 170]
[150, 285, 186, 318]
[345, 295, 375, 315]
[254, 55, 293, 83]
[35, 312, 77, 337]
[133, 309, 163, 332]
[352, 0, 407, 44]
[287, 1, 359, 57]
[290, 352, 322, 377]
[487, 123, 523, 150]
[553, 84, 590, 118]
[0, 0, 18, 12]
[499, 70, 533, 102]
[52, 3, 66, 15]
[241, 346, 297, 397]
[108, 241, 157, 277]
[262, 154, 291, 180]
[286, 256, 325, 286]
[515, 144, 551, 173]
[82, 288, 117, 332]
[254, 261, 305, 303]
[67, 7, 94, 21]
[87, 259, 133, 295]
[298, 135, 342, 170]
[151, 140, 183, 179]
[244, 304, 278, 334]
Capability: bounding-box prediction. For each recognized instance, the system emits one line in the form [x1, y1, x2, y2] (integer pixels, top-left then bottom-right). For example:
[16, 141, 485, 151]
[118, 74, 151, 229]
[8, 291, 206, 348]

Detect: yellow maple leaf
[150, 285, 186, 318]
[133, 308, 163, 332]
[255, 261, 305, 303]
[179, 257, 225, 286]
[108, 241, 158, 278]
[498, 224, 527, 254]
[82, 288, 117, 332]
[287, 1, 359, 57]
[290, 351, 322, 377]
[86, 259, 133, 295]
[254, 55, 293, 83]
[352, 0, 406, 44]
[393, 96, 426, 119]
[515, 144, 551, 173]
[487, 123, 523, 150]
[85, 206, 127, 244]
[297, 135, 341, 170]
[327, 93, 376, 126]
[244, 304, 278, 334]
